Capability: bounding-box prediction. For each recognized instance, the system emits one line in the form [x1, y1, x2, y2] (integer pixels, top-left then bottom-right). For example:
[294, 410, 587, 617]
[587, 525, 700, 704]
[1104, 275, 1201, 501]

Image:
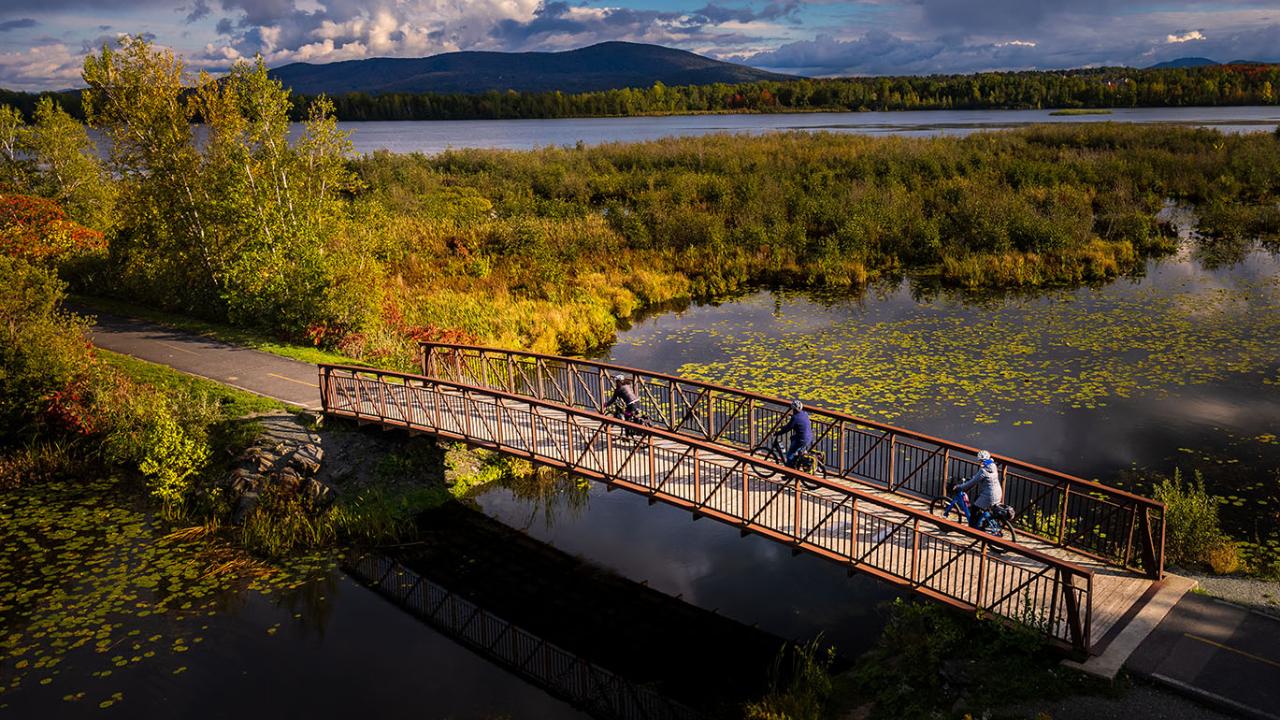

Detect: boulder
[304, 478, 335, 507]
[232, 491, 260, 524]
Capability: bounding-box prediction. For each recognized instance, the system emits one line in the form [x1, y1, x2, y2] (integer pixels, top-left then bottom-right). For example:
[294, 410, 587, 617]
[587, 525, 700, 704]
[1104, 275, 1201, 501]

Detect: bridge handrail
[419, 342, 1165, 578]
[320, 363, 1095, 651]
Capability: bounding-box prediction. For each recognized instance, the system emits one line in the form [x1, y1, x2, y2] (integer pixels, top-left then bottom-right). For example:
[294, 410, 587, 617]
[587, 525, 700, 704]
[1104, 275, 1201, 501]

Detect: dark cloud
[747, 31, 945, 75]
[911, 0, 1107, 35]
[0, 18, 37, 32]
[489, 2, 600, 45]
[488, 0, 783, 50]
[0, 0, 175, 10]
[488, 2, 725, 49]
[747, 20, 1280, 76]
[691, 1, 802, 25]
[184, 0, 211, 23]
[218, 0, 301, 27]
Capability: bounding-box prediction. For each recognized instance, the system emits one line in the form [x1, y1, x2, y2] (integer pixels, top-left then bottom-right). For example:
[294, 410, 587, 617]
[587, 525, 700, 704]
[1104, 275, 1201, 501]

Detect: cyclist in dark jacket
[776, 399, 814, 467]
[606, 374, 640, 423]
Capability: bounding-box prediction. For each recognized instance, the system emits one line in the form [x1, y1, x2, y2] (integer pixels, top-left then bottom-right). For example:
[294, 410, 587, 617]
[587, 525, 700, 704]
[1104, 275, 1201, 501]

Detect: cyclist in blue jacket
[776, 399, 814, 468]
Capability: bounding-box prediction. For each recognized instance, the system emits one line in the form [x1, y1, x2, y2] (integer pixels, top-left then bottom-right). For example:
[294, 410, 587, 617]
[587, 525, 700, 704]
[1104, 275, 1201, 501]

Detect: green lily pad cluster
[656, 276, 1280, 426]
[0, 475, 332, 711]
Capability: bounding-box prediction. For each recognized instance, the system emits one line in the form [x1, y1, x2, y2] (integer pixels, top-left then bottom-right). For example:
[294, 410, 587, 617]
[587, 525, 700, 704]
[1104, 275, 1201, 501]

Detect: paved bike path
[84, 309, 323, 410]
[1127, 592, 1280, 719]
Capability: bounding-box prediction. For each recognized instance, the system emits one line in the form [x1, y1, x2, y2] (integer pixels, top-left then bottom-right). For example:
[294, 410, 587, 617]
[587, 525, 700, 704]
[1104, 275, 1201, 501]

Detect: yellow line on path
[160, 342, 200, 356]
[267, 372, 319, 389]
[1184, 632, 1280, 670]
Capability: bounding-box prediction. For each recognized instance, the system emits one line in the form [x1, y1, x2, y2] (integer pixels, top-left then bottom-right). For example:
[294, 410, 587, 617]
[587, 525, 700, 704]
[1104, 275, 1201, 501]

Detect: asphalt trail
[84, 310, 323, 410]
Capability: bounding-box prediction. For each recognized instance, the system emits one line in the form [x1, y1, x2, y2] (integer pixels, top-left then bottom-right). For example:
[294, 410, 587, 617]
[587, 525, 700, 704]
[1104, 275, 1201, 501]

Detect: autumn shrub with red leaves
[0, 193, 105, 264]
[43, 367, 101, 437]
[304, 298, 477, 369]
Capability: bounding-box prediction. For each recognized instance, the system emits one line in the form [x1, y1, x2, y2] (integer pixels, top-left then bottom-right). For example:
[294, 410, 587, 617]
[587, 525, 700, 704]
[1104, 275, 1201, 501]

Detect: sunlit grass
[97, 349, 293, 418]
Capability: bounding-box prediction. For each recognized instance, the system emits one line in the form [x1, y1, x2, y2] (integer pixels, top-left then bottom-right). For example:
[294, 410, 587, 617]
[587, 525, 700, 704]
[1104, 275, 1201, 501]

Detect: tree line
[4, 63, 1278, 123]
[303, 63, 1280, 120]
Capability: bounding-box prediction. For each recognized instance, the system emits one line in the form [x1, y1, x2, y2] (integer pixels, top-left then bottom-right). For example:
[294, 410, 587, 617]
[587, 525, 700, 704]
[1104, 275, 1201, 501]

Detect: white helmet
[977, 450, 992, 462]
[613, 373, 625, 383]
[790, 399, 803, 412]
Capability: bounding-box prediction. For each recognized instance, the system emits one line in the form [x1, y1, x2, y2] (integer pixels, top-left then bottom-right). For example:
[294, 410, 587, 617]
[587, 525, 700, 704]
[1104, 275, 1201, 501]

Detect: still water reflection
[331, 106, 1280, 155]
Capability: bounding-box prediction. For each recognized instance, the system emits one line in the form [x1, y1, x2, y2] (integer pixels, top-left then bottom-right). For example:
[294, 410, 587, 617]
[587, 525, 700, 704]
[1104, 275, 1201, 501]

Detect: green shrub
[850, 599, 1103, 719]
[98, 379, 214, 509]
[240, 485, 339, 558]
[744, 636, 836, 720]
[1, 255, 221, 509]
[1207, 541, 1242, 575]
[0, 256, 94, 442]
[1153, 468, 1230, 568]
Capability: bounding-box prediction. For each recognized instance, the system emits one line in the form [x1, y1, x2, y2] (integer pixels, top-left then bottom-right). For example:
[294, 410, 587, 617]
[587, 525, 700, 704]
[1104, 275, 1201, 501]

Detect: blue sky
[1, 1, 1278, 90]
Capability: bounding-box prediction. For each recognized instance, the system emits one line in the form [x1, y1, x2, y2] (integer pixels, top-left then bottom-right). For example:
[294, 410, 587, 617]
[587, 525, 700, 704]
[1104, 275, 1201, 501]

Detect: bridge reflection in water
[320, 344, 1168, 655]
[347, 552, 705, 720]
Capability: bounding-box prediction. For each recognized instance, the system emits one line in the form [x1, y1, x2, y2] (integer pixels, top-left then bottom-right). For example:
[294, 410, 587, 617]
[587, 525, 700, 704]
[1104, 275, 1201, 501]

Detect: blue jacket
[780, 411, 814, 446]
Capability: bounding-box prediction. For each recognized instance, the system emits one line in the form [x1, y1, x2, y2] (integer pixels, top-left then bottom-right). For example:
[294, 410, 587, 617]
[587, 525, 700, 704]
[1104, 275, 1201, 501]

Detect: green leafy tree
[0, 104, 31, 189]
[82, 36, 356, 335]
[22, 97, 114, 229]
[82, 35, 212, 310]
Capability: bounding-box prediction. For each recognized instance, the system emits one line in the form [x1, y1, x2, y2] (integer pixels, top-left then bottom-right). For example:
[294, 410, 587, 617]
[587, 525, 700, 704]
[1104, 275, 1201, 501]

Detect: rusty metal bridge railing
[420, 343, 1165, 579]
[320, 364, 1094, 653]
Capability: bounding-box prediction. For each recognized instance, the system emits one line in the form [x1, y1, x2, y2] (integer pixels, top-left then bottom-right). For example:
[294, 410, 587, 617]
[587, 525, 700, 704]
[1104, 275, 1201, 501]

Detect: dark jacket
[608, 383, 638, 409]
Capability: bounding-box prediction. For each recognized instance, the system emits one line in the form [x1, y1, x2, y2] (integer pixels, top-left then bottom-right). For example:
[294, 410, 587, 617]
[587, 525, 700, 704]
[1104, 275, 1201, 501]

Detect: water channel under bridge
[317, 343, 1169, 655]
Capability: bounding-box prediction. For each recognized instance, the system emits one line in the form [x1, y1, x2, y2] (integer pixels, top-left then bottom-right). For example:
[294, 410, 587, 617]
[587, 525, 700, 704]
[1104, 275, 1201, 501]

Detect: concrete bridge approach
[317, 343, 1176, 657]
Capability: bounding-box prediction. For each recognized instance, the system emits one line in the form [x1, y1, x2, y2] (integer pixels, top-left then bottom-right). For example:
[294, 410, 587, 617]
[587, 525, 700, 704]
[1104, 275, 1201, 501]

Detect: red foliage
[0, 194, 105, 262]
[305, 298, 478, 361]
[44, 374, 99, 436]
[382, 300, 478, 346]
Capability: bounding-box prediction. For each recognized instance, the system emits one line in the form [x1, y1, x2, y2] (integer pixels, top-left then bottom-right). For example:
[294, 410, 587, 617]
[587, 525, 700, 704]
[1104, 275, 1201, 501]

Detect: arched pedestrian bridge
[317, 343, 1166, 656]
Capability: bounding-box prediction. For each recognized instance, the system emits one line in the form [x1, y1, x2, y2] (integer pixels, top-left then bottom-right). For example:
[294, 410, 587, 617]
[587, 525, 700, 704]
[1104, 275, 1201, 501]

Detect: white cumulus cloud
[1165, 30, 1205, 43]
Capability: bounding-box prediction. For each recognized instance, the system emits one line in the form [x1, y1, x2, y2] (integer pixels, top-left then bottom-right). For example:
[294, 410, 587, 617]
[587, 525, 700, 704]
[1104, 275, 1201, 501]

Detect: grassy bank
[334, 124, 1277, 362]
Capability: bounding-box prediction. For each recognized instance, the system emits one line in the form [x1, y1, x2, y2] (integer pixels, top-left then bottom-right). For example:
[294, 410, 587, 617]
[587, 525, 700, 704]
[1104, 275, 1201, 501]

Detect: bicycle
[928, 478, 1017, 545]
[751, 436, 826, 490]
[607, 404, 655, 441]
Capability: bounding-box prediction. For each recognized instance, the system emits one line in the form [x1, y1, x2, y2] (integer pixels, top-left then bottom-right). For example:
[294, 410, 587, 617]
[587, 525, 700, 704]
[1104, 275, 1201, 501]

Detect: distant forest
[4, 63, 1277, 122]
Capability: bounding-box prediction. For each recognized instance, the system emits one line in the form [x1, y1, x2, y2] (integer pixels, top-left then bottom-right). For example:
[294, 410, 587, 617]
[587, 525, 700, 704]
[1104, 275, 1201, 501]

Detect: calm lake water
[333, 106, 1280, 154]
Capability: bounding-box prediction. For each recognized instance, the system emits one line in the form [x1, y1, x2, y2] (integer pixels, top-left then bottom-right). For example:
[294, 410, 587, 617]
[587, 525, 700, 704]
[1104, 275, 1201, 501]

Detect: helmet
[613, 373, 625, 383]
[790, 399, 803, 412]
[977, 450, 993, 464]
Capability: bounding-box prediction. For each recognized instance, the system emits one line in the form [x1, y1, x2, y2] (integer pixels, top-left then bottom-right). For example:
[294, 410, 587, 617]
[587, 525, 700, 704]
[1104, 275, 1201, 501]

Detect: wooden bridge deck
[319, 363, 1163, 654]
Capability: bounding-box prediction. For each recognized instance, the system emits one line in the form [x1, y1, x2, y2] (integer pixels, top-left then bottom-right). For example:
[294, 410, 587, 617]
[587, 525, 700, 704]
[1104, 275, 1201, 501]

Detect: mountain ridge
[269, 41, 797, 95]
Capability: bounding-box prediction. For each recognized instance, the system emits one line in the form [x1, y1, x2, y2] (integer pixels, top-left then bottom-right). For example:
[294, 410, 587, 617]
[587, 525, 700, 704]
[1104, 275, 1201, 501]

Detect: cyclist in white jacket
[956, 450, 1002, 528]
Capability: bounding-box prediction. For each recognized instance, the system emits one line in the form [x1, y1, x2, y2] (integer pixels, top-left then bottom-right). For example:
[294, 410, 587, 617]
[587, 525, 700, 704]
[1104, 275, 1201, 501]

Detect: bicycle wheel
[751, 446, 780, 478]
[928, 496, 952, 520]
